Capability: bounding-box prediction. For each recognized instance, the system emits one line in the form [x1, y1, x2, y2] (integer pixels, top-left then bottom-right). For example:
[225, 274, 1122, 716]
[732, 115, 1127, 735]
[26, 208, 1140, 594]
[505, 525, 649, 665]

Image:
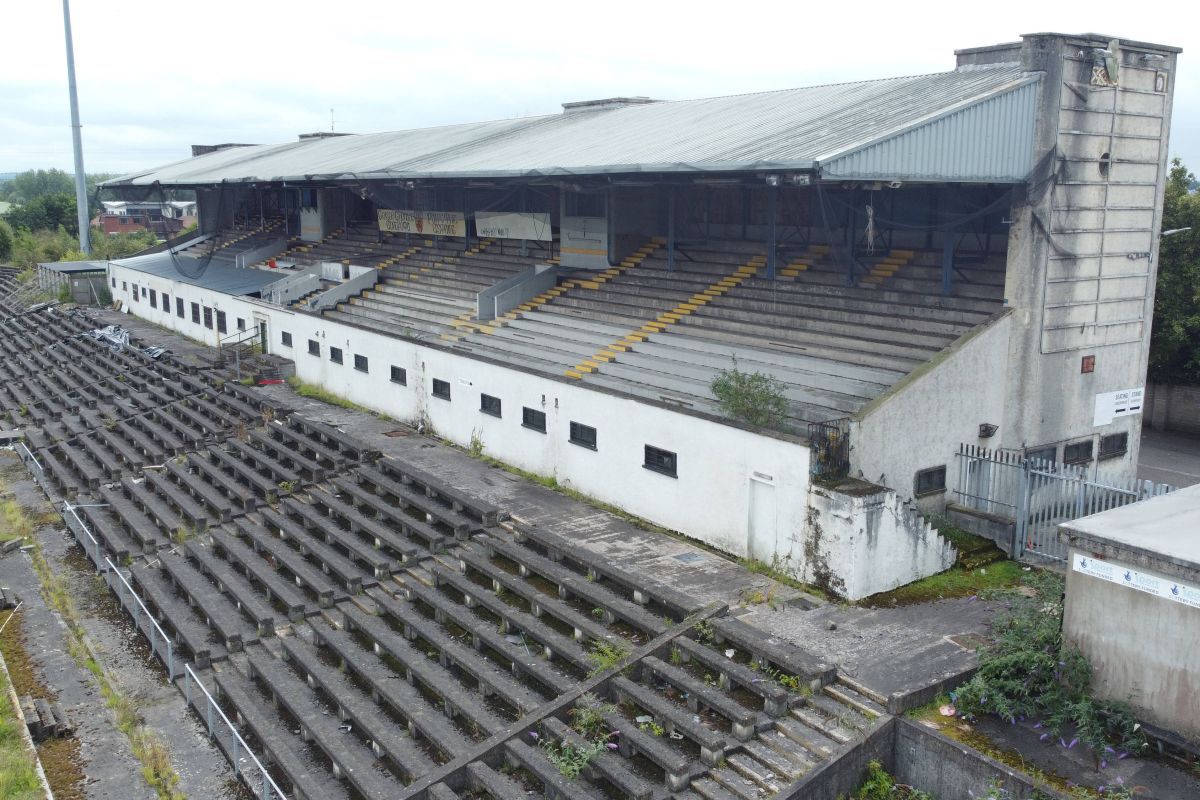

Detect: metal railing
[955, 444, 1176, 562]
[102, 557, 177, 679]
[15, 440, 44, 487]
[184, 666, 288, 800]
[61, 501, 107, 573]
[809, 417, 850, 480]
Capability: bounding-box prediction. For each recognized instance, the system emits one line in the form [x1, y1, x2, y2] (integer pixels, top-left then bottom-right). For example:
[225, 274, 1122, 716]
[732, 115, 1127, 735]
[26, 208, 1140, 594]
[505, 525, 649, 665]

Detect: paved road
[1138, 427, 1200, 487]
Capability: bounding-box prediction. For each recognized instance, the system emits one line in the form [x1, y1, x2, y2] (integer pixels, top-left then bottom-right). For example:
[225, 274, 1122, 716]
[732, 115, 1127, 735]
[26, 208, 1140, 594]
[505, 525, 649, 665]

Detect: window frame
[1063, 439, 1094, 466]
[432, 378, 451, 400]
[568, 421, 597, 451]
[202, 306, 213, 330]
[390, 365, 407, 385]
[329, 346, 343, 365]
[280, 331, 293, 347]
[190, 302, 200, 324]
[1099, 432, 1128, 460]
[522, 407, 546, 433]
[307, 339, 320, 357]
[643, 445, 678, 478]
[480, 393, 502, 418]
[176, 297, 184, 318]
[354, 354, 369, 373]
[914, 465, 947, 498]
[216, 310, 227, 334]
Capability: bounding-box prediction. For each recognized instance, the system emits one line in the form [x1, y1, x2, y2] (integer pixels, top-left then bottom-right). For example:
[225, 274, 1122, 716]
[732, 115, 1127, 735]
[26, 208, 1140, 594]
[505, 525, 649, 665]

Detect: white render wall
[106, 263, 811, 561]
[108, 262, 965, 598]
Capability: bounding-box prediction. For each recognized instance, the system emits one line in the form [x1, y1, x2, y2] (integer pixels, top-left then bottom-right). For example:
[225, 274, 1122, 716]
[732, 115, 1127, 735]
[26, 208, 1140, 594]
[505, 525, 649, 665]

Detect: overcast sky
[2, 1, 1194, 177]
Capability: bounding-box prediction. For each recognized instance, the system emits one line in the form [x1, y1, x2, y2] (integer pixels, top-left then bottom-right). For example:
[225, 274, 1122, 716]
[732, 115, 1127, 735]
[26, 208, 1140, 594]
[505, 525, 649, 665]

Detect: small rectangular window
[522, 407, 546, 432]
[176, 297, 184, 318]
[161, 293, 169, 312]
[432, 379, 451, 400]
[191, 302, 200, 323]
[390, 365, 407, 385]
[1063, 439, 1094, 465]
[914, 465, 947, 497]
[203, 306, 213, 329]
[329, 346, 343, 364]
[122, 281, 127, 291]
[569, 421, 597, 450]
[111, 277, 116, 288]
[1025, 445, 1057, 466]
[354, 354, 368, 373]
[237, 317, 245, 331]
[131, 284, 139, 302]
[643, 445, 677, 477]
[1099, 432, 1128, 460]
[307, 339, 320, 356]
[480, 393, 501, 417]
[149, 289, 157, 309]
[142, 287, 147, 298]
[216, 310, 227, 333]
[281, 331, 293, 347]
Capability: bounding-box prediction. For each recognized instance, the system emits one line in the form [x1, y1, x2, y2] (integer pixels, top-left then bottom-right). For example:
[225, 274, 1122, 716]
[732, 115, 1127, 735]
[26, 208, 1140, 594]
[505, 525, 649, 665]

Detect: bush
[953, 572, 1147, 757]
[710, 358, 789, 429]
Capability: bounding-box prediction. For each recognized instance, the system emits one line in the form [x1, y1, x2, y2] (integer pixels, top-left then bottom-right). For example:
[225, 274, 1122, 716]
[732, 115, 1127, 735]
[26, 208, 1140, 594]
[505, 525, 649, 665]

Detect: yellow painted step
[677, 303, 700, 312]
[565, 370, 584, 379]
[659, 313, 682, 322]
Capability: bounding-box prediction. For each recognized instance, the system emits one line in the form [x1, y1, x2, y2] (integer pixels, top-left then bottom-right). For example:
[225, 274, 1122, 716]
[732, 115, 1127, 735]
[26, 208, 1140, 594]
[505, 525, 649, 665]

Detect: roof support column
[519, 185, 529, 257]
[767, 183, 778, 280]
[667, 186, 676, 272]
[941, 227, 958, 297]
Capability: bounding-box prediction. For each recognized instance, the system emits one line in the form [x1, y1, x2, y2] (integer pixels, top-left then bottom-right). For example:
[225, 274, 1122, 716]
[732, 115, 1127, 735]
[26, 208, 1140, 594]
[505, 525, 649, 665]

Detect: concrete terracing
[4, 305, 913, 800]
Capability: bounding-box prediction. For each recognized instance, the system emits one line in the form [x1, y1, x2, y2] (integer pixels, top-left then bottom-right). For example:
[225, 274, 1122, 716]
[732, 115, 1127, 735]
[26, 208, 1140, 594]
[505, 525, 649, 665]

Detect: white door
[747, 476, 777, 563]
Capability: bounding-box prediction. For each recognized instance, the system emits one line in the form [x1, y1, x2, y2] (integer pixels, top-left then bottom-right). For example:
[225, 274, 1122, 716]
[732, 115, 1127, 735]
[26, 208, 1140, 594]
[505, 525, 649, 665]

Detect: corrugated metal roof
[111, 252, 287, 295]
[820, 79, 1040, 181]
[105, 63, 1040, 187]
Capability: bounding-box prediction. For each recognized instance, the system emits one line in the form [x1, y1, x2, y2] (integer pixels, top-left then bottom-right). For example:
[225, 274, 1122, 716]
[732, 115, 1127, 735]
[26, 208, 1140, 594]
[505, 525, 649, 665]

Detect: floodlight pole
[62, 0, 90, 255]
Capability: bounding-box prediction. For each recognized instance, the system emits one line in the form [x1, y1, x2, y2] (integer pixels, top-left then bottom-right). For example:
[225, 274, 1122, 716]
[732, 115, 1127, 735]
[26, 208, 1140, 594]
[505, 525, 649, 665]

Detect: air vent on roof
[561, 97, 659, 115]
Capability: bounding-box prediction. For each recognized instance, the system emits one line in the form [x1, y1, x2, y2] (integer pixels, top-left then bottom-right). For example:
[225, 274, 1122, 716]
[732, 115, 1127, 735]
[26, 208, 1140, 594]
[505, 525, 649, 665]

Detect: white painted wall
[108, 261, 811, 561]
[109, 261, 964, 598]
[793, 484, 956, 600]
[851, 311, 1013, 511]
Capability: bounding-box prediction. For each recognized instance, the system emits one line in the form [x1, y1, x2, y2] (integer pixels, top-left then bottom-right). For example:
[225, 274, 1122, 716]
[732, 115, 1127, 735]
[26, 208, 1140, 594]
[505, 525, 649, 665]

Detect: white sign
[377, 209, 466, 237]
[1072, 553, 1200, 610]
[475, 211, 552, 241]
[1093, 386, 1144, 427]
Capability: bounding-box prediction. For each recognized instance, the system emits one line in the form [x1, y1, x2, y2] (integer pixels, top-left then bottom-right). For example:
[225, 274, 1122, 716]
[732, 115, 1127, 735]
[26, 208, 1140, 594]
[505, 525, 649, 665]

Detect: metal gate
[955, 444, 1176, 562]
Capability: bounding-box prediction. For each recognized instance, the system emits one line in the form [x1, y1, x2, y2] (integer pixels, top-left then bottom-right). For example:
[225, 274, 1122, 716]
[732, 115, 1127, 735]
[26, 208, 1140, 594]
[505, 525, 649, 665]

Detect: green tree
[0, 168, 75, 203]
[0, 219, 13, 262]
[1149, 158, 1200, 385]
[4, 193, 79, 234]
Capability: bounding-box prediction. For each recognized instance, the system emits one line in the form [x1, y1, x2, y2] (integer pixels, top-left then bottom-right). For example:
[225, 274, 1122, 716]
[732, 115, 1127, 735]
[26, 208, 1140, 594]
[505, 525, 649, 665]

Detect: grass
[1, 471, 185, 799]
[0, 498, 33, 544]
[286, 377, 397, 421]
[860, 518, 1027, 607]
[0, 654, 42, 800]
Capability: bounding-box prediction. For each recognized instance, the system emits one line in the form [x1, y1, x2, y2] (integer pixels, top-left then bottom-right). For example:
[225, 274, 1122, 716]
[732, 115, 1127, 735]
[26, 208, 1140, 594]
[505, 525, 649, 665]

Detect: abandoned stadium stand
[1, 304, 907, 800]
[102, 31, 1178, 608]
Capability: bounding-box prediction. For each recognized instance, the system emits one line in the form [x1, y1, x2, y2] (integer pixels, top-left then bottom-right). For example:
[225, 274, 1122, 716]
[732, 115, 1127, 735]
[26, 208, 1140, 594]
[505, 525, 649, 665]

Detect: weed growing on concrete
[710, 357, 789, 430]
[570, 693, 615, 739]
[539, 736, 608, 780]
[638, 718, 665, 737]
[954, 572, 1147, 758]
[853, 759, 933, 799]
[277, 479, 297, 494]
[586, 640, 630, 676]
[4, 476, 186, 799]
[0, 655, 42, 800]
[468, 428, 484, 458]
[286, 377, 375, 415]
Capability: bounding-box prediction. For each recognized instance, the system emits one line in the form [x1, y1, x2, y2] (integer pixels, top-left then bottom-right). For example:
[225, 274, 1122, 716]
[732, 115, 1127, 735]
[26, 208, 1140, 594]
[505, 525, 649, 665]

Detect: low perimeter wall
[1146, 382, 1200, 435]
[781, 717, 1069, 800]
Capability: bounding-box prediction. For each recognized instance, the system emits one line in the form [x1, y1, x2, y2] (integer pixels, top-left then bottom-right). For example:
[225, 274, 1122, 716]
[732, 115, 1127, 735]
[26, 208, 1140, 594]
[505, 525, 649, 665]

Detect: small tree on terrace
[711, 357, 789, 429]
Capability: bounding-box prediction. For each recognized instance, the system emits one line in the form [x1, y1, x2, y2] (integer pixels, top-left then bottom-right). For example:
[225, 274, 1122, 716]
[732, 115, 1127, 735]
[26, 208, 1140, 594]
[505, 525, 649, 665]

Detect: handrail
[103, 557, 175, 679]
[184, 665, 288, 799]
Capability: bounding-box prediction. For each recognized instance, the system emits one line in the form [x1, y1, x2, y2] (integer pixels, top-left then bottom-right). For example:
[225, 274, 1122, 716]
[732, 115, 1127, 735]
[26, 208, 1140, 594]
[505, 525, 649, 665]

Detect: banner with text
[474, 211, 552, 241]
[1072, 552, 1200, 610]
[377, 209, 467, 237]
